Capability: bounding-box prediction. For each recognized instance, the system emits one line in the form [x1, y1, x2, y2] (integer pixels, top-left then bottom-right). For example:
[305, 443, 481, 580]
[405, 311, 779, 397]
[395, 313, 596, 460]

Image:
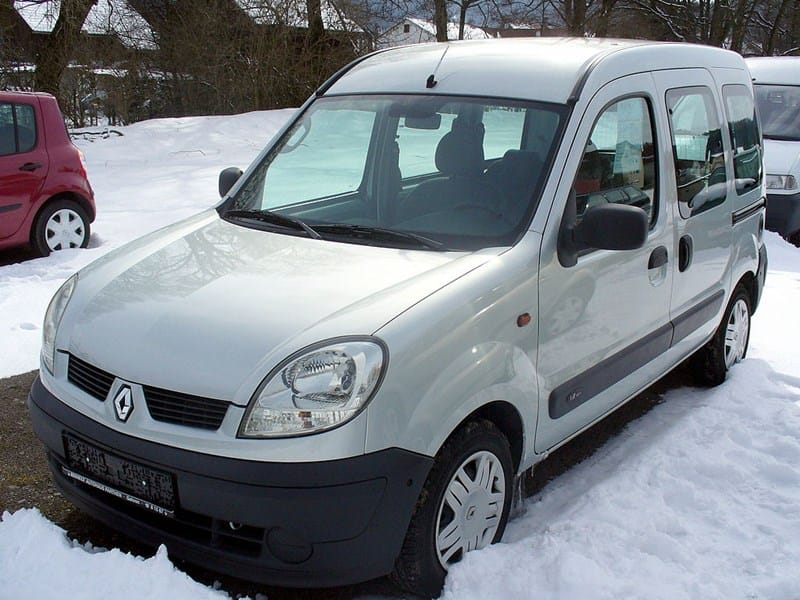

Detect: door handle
[19, 162, 42, 172]
[679, 235, 693, 272]
[648, 246, 668, 269]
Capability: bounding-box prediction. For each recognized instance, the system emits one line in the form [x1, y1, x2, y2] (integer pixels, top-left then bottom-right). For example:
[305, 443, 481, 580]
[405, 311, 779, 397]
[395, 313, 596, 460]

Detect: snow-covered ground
[1, 111, 799, 599]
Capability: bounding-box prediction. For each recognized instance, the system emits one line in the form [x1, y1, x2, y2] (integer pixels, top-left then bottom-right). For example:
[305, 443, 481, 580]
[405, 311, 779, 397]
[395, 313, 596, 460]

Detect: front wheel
[31, 199, 91, 256]
[690, 285, 751, 386]
[392, 420, 513, 597]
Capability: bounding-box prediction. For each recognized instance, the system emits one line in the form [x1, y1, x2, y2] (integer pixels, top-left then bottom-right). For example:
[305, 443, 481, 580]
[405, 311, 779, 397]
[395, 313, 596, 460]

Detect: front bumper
[28, 376, 432, 588]
[765, 191, 800, 238]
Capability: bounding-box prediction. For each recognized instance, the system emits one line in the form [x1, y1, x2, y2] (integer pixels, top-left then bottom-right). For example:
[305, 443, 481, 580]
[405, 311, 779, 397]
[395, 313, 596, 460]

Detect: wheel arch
[443, 401, 524, 472]
[735, 270, 758, 314]
[39, 191, 95, 223]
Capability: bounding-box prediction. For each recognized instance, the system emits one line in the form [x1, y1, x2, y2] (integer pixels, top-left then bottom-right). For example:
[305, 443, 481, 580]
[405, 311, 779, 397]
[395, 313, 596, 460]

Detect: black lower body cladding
[28, 376, 433, 587]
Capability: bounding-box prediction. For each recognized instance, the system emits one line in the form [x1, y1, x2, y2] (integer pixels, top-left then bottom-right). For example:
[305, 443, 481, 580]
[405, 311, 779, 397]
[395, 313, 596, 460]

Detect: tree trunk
[765, 0, 792, 55]
[434, 0, 448, 41]
[34, 0, 98, 96]
[307, 0, 324, 45]
[566, 0, 587, 35]
[594, 0, 617, 36]
[458, 3, 468, 39]
[708, 0, 729, 46]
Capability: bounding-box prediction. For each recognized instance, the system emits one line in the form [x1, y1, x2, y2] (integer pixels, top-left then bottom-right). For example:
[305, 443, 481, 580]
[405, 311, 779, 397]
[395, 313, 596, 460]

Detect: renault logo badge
[113, 385, 134, 422]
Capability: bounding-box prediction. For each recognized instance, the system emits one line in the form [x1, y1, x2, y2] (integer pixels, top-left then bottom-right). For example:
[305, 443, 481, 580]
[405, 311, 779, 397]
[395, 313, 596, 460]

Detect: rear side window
[723, 85, 762, 194]
[0, 102, 37, 156]
[15, 104, 37, 153]
[572, 96, 658, 226]
[666, 87, 727, 218]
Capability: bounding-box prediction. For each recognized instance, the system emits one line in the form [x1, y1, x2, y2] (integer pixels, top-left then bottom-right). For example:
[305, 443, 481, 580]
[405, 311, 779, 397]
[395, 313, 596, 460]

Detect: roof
[13, 0, 157, 49]
[234, 0, 363, 33]
[325, 38, 747, 105]
[405, 18, 490, 41]
[746, 57, 800, 85]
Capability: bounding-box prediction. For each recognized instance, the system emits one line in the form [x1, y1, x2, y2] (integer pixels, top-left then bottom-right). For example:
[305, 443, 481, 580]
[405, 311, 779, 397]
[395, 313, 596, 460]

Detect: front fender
[366, 235, 542, 473]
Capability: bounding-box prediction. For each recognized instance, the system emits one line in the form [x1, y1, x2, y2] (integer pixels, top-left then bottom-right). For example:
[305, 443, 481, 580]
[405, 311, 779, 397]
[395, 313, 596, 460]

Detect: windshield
[223, 95, 566, 251]
[753, 84, 800, 141]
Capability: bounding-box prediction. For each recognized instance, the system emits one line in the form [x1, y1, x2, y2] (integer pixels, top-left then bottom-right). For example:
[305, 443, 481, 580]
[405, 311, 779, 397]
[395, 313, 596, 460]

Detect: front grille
[66, 354, 229, 431]
[68, 354, 114, 401]
[144, 385, 228, 430]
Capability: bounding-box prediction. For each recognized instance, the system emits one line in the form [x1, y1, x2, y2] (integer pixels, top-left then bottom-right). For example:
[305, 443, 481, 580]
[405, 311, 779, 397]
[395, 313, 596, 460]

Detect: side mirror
[219, 167, 243, 198]
[559, 193, 648, 267]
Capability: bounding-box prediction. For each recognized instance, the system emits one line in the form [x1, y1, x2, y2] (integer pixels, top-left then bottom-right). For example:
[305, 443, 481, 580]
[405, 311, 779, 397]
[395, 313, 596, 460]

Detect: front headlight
[766, 174, 798, 190]
[239, 338, 386, 438]
[42, 275, 77, 374]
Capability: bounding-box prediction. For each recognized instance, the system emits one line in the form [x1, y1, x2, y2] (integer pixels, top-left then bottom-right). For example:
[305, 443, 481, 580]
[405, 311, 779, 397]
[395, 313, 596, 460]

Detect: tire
[391, 420, 513, 598]
[689, 285, 751, 387]
[31, 199, 91, 256]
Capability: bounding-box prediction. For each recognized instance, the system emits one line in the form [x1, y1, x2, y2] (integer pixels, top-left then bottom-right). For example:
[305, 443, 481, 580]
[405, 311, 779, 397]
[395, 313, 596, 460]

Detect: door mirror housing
[559, 194, 648, 267]
[219, 167, 243, 198]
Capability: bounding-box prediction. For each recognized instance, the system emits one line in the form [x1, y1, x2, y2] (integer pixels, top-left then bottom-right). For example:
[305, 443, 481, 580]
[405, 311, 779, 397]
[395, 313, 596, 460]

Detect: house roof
[405, 17, 489, 41]
[234, 0, 363, 33]
[13, 0, 157, 49]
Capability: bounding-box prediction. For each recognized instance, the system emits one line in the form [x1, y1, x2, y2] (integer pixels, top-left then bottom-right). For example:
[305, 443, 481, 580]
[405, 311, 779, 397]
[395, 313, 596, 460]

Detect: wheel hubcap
[724, 298, 749, 369]
[45, 209, 85, 251]
[435, 450, 506, 570]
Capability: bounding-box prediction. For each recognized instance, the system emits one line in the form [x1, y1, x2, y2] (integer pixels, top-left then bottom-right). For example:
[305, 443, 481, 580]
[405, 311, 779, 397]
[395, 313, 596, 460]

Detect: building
[377, 17, 489, 49]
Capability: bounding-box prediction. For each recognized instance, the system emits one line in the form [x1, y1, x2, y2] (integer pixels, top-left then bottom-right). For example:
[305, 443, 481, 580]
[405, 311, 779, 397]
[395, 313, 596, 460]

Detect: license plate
[63, 434, 176, 517]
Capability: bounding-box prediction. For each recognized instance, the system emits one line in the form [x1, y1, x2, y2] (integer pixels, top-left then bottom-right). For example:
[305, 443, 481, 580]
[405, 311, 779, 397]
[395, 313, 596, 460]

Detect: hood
[763, 139, 800, 175]
[63, 215, 497, 404]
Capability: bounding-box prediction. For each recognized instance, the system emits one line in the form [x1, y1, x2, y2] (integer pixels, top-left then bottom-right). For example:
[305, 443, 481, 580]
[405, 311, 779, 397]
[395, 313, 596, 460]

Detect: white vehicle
[746, 56, 800, 244]
[30, 38, 767, 597]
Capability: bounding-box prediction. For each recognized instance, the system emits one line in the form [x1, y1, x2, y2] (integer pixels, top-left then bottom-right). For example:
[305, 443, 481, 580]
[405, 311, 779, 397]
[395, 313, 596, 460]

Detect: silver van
[30, 38, 767, 596]
[746, 56, 800, 244]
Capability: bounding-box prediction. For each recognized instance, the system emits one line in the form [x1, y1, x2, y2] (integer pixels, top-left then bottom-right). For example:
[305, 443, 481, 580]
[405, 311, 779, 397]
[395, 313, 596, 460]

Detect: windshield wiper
[314, 224, 446, 250]
[224, 209, 321, 239]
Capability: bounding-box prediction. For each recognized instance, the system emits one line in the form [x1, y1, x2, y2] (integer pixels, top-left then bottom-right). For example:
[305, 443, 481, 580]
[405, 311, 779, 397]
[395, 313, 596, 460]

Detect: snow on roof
[13, 0, 157, 50]
[83, 1, 158, 50]
[234, 0, 363, 33]
[13, 0, 57, 33]
[406, 17, 490, 41]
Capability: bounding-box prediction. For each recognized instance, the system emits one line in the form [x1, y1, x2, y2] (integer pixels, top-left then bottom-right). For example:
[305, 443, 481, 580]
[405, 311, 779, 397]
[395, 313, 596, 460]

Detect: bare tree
[434, 0, 448, 39]
[29, 0, 99, 94]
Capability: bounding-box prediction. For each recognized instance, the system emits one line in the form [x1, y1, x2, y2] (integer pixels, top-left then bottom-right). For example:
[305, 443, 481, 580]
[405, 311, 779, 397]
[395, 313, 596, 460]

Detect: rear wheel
[690, 285, 751, 386]
[392, 420, 513, 597]
[31, 199, 90, 256]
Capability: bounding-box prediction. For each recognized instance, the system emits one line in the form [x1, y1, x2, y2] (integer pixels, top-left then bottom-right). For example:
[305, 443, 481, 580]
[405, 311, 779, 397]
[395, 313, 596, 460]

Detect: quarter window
[666, 87, 727, 218]
[573, 97, 657, 226]
[723, 84, 762, 193]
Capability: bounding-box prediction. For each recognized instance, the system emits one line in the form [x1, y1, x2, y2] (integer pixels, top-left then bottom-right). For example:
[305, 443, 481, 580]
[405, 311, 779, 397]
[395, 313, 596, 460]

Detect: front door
[535, 74, 675, 452]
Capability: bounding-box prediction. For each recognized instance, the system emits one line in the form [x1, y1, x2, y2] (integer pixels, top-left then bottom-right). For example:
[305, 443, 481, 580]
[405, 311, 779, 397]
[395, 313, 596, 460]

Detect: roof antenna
[426, 45, 450, 89]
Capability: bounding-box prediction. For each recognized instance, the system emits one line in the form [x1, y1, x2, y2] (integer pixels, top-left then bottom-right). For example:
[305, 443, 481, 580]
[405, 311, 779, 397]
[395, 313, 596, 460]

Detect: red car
[0, 91, 95, 256]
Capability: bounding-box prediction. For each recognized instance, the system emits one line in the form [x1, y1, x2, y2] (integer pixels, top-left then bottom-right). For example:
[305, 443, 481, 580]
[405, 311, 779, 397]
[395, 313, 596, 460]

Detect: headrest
[435, 118, 485, 177]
